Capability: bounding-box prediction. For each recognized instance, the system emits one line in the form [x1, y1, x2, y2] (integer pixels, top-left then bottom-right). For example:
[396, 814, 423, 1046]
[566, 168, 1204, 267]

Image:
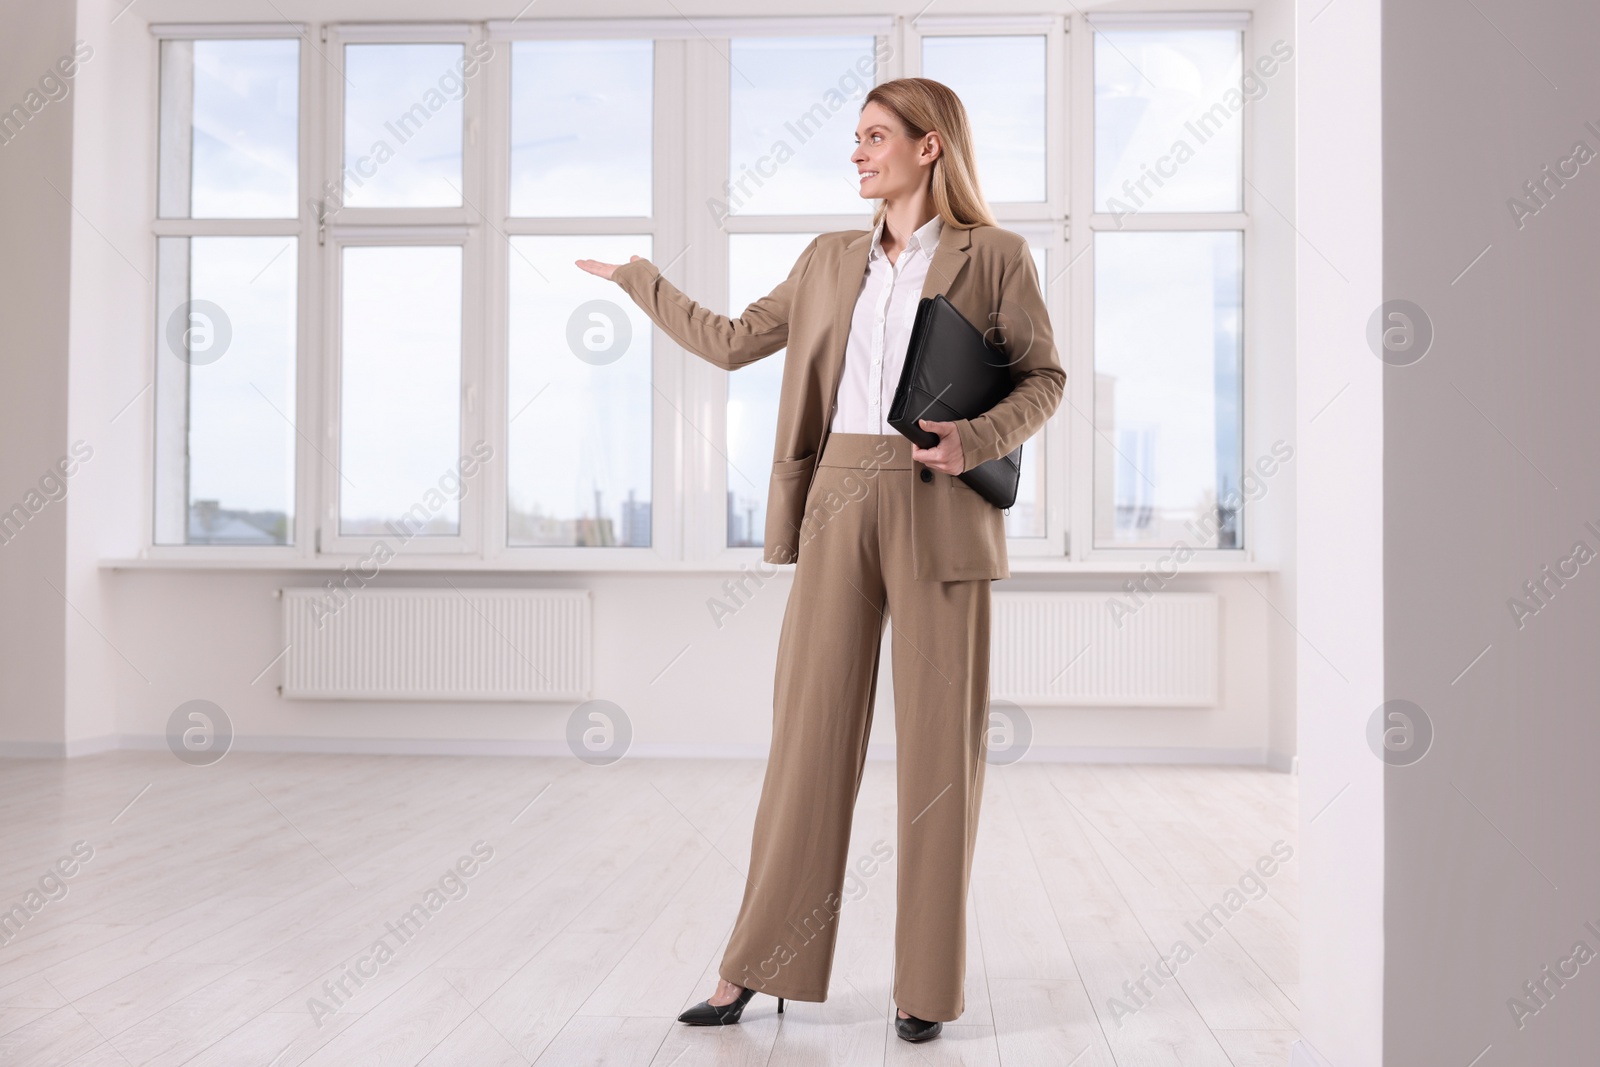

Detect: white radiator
[990, 592, 1218, 706]
[280, 587, 591, 701]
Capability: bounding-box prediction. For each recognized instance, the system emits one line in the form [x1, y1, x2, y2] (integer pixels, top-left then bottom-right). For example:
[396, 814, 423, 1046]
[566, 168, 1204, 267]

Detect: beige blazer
[611, 221, 1065, 581]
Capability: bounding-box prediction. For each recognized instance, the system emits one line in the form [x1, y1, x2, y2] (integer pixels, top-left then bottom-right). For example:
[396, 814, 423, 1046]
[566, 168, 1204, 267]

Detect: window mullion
[479, 27, 512, 564]
[1068, 12, 1096, 561]
[683, 36, 731, 565]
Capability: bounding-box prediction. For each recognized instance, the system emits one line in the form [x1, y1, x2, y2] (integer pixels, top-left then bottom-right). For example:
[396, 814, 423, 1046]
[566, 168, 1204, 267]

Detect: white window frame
[138, 12, 1268, 572]
[907, 14, 1069, 558]
[482, 26, 681, 569]
[145, 21, 314, 564]
[319, 226, 484, 555]
[315, 23, 488, 557]
[1076, 10, 1254, 564]
[693, 23, 891, 570]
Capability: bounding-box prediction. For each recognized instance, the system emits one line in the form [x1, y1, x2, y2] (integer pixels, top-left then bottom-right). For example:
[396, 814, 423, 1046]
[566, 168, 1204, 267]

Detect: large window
[147, 14, 1263, 565]
[338, 244, 464, 537]
[158, 38, 298, 219]
[317, 28, 487, 556]
[721, 34, 877, 547]
[508, 39, 652, 217]
[1093, 231, 1242, 546]
[920, 34, 1047, 204]
[1089, 20, 1249, 549]
[505, 38, 656, 549]
[726, 232, 817, 547]
[919, 26, 1054, 542]
[507, 234, 654, 547]
[154, 37, 299, 546]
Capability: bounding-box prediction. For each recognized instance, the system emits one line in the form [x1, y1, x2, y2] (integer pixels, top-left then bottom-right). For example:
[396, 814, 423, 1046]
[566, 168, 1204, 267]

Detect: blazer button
[919, 468, 932, 483]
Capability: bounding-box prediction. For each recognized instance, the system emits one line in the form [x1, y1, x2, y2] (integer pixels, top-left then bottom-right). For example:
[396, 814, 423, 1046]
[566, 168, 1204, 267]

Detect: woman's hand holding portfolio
[912, 418, 966, 475]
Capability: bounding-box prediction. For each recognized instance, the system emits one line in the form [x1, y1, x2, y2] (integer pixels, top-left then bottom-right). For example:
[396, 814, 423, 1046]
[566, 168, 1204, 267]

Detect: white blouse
[829, 213, 945, 435]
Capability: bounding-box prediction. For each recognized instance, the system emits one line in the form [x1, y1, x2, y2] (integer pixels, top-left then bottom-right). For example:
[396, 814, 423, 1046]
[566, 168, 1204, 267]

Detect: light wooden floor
[0, 752, 1299, 1066]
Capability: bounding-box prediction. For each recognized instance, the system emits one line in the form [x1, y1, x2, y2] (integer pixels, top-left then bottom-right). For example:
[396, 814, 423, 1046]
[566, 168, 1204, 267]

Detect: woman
[576, 78, 1063, 1044]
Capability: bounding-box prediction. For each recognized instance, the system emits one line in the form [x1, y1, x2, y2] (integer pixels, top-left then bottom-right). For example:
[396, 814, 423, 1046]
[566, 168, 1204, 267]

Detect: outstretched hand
[912, 418, 965, 475]
[574, 255, 642, 281]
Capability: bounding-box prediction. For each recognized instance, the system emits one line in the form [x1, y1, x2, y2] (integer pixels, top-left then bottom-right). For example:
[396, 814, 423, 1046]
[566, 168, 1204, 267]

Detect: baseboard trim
[0, 740, 70, 759]
[5, 735, 1278, 766]
[1265, 748, 1298, 774]
[0, 736, 122, 759]
[1005, 744, 1271, 765]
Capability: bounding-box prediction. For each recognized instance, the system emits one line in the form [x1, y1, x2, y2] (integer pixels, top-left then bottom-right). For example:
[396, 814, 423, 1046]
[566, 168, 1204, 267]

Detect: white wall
[1293, 0, 1385, 1063]
[1249, 0, 1301, 773]
[0, 3, 76, 751]
[99, 568, 1277, 759]
[11, 0, 1306, 776]
[1381, 0, 1600, 1062]
[63, 0, 154, 749]
[22, 0, 1305, 766]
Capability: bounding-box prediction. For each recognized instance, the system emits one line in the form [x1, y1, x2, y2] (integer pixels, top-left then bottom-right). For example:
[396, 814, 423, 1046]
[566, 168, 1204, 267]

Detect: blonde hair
[860, 77, 997, 231]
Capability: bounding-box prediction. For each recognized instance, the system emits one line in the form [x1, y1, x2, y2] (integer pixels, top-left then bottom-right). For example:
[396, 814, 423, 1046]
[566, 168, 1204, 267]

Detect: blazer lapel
[816, 219, 973, 435]
[816, 228, 875, 438]
[919, 219, 973, 302]
[828, 229, 874, 353]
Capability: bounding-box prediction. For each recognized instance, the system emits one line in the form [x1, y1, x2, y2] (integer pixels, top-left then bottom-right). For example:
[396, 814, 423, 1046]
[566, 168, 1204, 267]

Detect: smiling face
[852, 100, 941, 202]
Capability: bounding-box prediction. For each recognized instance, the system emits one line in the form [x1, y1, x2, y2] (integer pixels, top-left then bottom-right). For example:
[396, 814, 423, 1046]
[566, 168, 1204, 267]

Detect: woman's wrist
[612, 257, 653, 284]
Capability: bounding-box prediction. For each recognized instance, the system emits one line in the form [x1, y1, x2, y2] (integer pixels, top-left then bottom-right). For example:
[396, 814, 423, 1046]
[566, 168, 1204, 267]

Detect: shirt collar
[869, 214, 944, 264]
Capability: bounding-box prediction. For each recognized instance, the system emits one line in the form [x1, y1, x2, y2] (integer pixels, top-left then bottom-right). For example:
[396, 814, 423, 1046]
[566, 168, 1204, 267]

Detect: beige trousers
[719, 432, 992, 1023]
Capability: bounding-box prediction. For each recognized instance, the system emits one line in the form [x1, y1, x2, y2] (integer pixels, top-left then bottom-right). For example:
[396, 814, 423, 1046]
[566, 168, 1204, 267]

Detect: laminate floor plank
[0, 753, 1300, 1066]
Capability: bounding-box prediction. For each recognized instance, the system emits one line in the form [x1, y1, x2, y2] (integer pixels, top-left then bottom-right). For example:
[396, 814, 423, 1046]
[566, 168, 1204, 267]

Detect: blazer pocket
[948, 471, 980, 493]
[771, 452, 817, 478]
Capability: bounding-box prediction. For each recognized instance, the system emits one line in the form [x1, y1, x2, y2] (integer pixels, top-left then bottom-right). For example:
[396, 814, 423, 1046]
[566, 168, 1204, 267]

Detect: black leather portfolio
[888, 294, 1023, 510]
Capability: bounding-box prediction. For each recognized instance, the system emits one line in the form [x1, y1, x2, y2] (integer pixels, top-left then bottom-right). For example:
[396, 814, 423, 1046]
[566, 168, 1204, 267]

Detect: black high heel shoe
[676, 984, 785, 1025]
[895, 1011, 942, 1042]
